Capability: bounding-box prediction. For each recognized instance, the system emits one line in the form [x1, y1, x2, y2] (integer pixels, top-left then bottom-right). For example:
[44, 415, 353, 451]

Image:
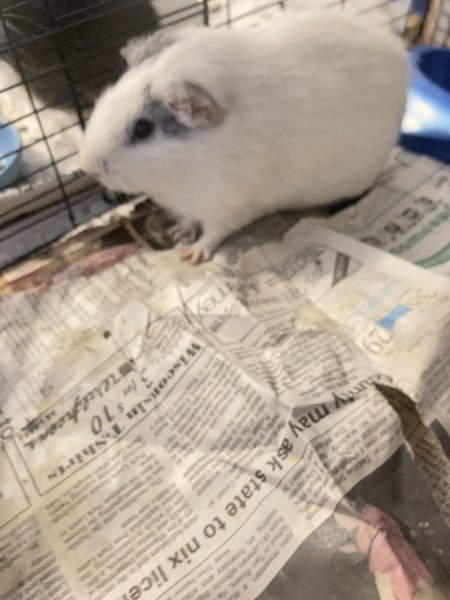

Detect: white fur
[80, 11, 409, 262]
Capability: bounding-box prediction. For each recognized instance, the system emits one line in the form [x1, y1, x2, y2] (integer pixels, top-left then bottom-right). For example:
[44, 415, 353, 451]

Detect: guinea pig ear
[165, 81, 226, 129]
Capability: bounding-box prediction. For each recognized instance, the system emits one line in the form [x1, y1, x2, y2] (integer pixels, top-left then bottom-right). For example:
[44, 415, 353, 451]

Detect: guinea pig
[79, 11, 409, 264]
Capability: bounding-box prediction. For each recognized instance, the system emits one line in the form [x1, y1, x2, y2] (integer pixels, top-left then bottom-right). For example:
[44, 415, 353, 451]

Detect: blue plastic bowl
[400, 46, 450, 163]
[0, 117, 22, 189]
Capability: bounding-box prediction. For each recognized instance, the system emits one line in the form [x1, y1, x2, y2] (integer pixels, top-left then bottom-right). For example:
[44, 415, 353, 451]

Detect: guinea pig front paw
[168, 219, 202, 245]
[179, 226, 226, 264]
[179, 240, 212, 265]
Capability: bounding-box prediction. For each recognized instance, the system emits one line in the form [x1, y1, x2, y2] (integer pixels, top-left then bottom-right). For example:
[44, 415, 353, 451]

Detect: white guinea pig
[79, 11, 409, 264]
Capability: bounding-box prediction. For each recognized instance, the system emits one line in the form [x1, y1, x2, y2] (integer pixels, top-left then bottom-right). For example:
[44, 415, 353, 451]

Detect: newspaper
[1, 145, 450, 600]
[328, 148, 450, 276]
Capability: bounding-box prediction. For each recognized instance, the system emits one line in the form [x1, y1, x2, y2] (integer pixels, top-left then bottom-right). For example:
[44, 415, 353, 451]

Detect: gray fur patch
[150, 99, 189, 138]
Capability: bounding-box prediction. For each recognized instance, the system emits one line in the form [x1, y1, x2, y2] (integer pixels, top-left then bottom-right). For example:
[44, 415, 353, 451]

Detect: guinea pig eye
[130, 118, 155, 143]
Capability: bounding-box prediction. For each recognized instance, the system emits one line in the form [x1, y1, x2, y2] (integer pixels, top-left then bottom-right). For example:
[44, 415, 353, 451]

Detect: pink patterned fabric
[357, 506, 432, 600]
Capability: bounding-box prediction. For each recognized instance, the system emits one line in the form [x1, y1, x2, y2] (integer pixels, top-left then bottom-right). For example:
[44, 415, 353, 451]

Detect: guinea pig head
[79, 59, 226, 197]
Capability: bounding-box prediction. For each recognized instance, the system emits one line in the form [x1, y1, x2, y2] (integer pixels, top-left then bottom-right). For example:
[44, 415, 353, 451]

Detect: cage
[0, 0, 448, 270]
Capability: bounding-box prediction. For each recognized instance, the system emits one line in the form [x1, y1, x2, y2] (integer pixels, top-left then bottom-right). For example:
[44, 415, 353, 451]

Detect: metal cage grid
[0, 0, 447, 269]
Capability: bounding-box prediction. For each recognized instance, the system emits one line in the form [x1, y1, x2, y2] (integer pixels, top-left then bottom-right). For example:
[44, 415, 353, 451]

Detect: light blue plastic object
[400, 46, 450, 163]
[0, 117, 21, 189]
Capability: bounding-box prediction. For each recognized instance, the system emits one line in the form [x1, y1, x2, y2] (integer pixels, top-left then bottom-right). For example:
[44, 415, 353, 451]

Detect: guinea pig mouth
[99, 174, 141, 195]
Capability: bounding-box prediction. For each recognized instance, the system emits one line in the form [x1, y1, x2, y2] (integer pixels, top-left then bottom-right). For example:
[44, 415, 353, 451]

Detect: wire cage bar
[0, 0, 448, 269]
